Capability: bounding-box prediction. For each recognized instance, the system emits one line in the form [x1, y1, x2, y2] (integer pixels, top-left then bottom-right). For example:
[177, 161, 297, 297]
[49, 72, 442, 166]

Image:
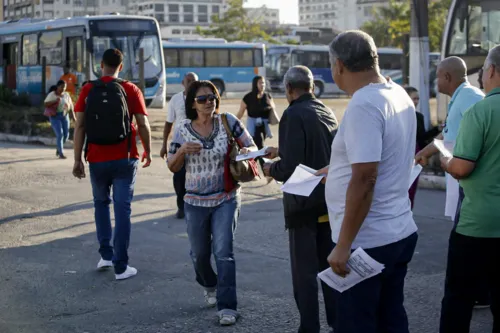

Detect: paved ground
[0, 97, 492, 333]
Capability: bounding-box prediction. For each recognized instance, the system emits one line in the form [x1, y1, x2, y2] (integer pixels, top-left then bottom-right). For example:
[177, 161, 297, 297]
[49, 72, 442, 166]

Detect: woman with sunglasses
[167, 80, 256, 327]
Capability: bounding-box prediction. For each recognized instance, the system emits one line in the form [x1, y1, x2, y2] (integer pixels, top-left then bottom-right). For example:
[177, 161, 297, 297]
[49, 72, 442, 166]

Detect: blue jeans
[332, 233, 418, 333]
[185, 196, 241, 316]
[89, 158, 138, 274]
[49, 113, 70, 156]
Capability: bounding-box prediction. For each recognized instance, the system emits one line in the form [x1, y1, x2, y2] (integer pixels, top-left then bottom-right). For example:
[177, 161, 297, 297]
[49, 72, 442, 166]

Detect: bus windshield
[265, 47, 290, 77]
[90, 20, 162, 80]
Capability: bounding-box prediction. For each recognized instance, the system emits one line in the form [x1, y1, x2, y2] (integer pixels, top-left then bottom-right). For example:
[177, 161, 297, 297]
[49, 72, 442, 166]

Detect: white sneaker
[204, 290, 217, 307]
[97, 258, 113, 270]
[115, 266, 138, 280]
[219, 313, 237, 326]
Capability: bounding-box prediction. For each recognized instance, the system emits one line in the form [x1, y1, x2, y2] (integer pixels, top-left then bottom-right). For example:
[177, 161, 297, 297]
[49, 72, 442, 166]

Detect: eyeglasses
[195, 94, 217, 104]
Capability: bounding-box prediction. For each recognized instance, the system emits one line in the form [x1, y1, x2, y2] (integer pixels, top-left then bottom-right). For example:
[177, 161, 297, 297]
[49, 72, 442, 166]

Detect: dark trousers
[288, 220, 336, 333]
[89, 158, 138, 274]
[332, 233, 418, 333]
[454, 186, 490, 304]
[173, 166, 186, 212]
[253, 125, 266, 168]
[439, 231, 500, 333]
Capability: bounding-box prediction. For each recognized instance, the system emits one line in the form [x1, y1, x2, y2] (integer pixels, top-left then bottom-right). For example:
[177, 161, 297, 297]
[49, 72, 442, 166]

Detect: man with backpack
[72, 48, 152, 281]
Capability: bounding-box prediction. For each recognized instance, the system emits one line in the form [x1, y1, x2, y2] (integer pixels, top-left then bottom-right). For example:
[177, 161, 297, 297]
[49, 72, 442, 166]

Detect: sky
[245, 0, 299, 24]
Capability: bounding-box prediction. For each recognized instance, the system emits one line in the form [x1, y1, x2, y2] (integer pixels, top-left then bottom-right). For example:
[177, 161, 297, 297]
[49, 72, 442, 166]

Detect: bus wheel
[211, 80, 225, 96]
[314, 81, 324, 98]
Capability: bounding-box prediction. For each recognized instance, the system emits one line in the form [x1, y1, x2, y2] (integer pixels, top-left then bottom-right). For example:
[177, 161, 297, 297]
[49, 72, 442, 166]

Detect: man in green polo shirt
[439, 45, 500, 333]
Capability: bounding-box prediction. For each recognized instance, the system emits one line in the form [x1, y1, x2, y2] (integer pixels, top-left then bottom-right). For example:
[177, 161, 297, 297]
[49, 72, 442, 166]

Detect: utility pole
[409, 0, 430, 130]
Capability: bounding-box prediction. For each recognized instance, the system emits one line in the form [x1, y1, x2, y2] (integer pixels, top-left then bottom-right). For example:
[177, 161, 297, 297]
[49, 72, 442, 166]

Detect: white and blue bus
[437, 0, 500, 122]
[0, 14, 166, 108]
[265, 44, 440, 97]
[162, 39, 266, 96]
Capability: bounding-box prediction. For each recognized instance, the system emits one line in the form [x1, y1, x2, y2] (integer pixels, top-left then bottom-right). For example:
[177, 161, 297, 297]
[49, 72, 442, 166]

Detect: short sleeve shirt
[74, 76, 148, 163]
[166, 91, 186, 124]
[443, 82, 484, 142]
[453, 87, 500, 238]
[325, 81, 418, 249]
[167, 113, 254, 208]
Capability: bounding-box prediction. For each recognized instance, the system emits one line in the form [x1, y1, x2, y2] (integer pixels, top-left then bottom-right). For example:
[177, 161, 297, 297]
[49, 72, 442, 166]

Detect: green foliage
[196, 0, 276, 42]
[361, 0, 452, 52]
[0, 85, 32, 106]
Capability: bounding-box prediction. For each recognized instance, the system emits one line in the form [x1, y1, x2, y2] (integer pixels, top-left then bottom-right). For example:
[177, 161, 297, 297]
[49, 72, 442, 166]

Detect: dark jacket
[270, 93, 338, 229]
[416, 112, 440, 149]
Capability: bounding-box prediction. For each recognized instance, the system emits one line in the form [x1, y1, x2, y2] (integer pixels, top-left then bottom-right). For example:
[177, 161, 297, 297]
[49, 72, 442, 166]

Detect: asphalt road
[0, 141, 493, 333]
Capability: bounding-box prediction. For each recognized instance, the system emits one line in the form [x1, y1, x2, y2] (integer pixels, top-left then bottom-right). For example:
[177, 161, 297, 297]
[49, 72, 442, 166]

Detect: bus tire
[211, 80, 225, 96]
[314, 81, 324, 98]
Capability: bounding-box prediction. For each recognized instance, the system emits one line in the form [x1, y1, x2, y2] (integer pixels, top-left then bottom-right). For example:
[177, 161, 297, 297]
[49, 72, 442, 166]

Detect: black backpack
[84, 78, 131, 148]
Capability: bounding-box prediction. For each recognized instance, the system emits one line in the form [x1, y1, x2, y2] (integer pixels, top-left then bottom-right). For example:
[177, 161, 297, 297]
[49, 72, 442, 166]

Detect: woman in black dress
[237, 76, 276, 152]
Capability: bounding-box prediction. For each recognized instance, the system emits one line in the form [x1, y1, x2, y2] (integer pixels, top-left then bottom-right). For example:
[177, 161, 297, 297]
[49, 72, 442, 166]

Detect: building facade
[2, 0, 130, 21]
[245, 6, 279, 26]
[298, 0, 389, 31]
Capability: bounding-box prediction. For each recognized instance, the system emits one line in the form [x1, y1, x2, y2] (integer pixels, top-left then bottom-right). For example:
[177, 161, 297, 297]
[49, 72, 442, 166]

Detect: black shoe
[56, 150, 60, 157]
[59, 154, 67, 160]
[176, 210, 185, 219]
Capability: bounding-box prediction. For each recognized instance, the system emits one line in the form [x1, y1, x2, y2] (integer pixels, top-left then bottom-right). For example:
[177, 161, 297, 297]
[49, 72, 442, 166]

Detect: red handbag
[43, 100, 59, 117]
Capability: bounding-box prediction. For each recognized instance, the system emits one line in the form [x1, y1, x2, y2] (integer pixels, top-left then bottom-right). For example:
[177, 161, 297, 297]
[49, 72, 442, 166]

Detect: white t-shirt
[325, 81, 418, 249]
[166, 91, 186, 124]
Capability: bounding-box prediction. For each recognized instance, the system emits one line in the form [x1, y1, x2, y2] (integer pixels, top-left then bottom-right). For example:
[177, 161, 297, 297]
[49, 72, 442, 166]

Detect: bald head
[438, 56, 467, 81]
[436, 56, 468, 96]
[182, 72, 198, 92]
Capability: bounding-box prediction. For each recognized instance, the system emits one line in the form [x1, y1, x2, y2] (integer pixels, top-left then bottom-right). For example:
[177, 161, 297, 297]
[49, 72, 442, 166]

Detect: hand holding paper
[318, 248, 385, 293]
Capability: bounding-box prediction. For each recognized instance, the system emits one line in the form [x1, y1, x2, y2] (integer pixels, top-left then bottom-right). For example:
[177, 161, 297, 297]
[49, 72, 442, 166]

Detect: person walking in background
[60, 65, 78, 102]
[237, 76, 276, 165]
[263, 66, 338, 333]
[405, 86, 440, 209]
[167, 81, 256, 327]
[72, 48, 152, 281]
[439, 45, 500, 333]
[44, 80, 76, 159]
[160, 72, 198, 219]
[319, 30, 418, 333]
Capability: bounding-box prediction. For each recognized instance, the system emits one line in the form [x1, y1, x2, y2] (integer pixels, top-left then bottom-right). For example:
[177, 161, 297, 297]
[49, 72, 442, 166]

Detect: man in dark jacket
[263, 65, 338, 333]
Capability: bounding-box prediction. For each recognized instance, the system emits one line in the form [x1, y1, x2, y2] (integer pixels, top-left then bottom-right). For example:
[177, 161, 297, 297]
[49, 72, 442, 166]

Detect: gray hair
[329, 30, 378, 72]
[284, 66, 314, 91]
[485, 45, 500, 72]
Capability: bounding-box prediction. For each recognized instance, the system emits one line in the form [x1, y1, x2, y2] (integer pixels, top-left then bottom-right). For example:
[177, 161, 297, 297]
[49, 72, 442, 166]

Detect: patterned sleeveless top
[168, 113, 254, 207]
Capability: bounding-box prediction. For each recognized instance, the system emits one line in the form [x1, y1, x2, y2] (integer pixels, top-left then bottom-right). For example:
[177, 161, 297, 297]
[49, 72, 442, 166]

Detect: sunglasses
[195, 94, 217, 104]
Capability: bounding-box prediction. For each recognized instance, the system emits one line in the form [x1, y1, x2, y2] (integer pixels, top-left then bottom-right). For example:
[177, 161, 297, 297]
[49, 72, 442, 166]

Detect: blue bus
[162, 39, 266, 96]
[0, 14, 166, 108]
[265, 44, 440, 97]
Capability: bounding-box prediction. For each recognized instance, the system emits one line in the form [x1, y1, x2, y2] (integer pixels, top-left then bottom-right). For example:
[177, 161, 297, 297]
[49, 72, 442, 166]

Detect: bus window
[180, 49, 204, 67]
[164, 48, 179, 67]
[378, 54, 402, 70]
[206, 49, 229, 67]
[291, 50, 328, 68]
[253, 49, 263, 67]
[447, 2, 485, 55]
[230, 49, 253, 67]
[22, 34, 38, 66]
[40, 30, 63, 65]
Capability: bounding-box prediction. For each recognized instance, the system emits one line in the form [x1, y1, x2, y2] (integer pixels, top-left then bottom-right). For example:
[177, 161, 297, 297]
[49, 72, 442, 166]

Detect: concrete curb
[0, 133, 73, 148]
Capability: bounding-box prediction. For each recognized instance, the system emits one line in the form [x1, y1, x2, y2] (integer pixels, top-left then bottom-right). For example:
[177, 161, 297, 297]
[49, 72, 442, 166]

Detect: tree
[361, 0, 452, 52]
[196, 0, 275, 42]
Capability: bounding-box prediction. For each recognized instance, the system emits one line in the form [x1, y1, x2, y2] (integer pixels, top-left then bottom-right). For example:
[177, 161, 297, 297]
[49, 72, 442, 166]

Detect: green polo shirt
[453, 87, 500, 238]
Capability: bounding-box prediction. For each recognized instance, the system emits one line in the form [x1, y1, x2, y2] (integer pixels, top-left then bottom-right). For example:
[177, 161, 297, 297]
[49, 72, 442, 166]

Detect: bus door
[1, 36, 20, 90]
[63, 27, 85, 86]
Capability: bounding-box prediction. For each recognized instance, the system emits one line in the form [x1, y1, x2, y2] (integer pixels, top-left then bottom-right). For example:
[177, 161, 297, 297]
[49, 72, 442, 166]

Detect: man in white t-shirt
[160, 72, 198, 219]
[317, 30, 418, 333]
